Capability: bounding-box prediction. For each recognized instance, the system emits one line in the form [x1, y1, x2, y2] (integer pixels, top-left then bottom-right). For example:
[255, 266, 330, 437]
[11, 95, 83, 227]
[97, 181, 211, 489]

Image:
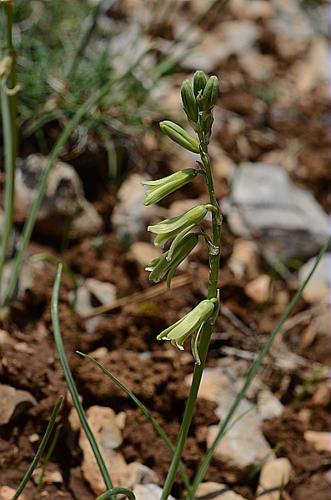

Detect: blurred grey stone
[183, 20, 261, 72]
[15, 154, 103, 239]
[134, 484, 175, 500]
[223, 163, 329, 260]
[0, 258, 50, 303]
[112, 174, 163, 245]
[257, 389, 284, 421]
[298, 253, 330, 304]
[0, 384, 36, 425]
[74, 278, 116, 316]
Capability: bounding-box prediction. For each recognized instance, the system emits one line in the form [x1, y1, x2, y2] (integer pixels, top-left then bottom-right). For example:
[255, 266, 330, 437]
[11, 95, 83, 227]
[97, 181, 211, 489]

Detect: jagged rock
[72, 405, 157, 496]
[186, 367, 274, 478]
[257, 389, 284, 421]
[15, 154, 103, 239]
[133, 484, 176, 500]
[257, 458, 292, 500]
[0, 384, 36, 425]
[0, 486, 27, 499]
[197, 482, 247, 499]
[298, 254, 330, 304]
[304, 431, 331, 452]
[228, 239, 259, 280]
[245, 275, 271, 304]
[223, 163, 329, 260]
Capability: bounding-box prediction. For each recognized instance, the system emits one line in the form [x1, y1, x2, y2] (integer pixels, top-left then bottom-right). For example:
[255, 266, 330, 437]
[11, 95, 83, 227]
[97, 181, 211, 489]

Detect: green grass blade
[37, 423, 63, 492]
[51, 264, 113, 491]
[0, 1, 17, 291]
[13, 396, 63, 500]
[76, 351, 192, 493]
[96, 487, 136, 500]
[190, 238, 330, 497]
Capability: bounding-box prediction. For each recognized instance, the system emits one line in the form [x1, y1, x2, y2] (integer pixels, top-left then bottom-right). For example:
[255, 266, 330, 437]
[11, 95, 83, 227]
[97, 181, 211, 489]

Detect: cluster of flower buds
[142, 71, 219, 360]
[181, 70, 219, 143]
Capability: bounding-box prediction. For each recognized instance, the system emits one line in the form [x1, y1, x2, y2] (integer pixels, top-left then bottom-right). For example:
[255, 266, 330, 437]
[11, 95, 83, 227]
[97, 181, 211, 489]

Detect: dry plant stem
[0, 0, 17, 288]
[83, 274, 192, 318]
[160, 143, 221, 499]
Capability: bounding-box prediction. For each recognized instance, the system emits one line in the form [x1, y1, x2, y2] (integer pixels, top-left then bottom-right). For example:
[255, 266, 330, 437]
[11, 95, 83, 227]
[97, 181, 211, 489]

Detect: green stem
[37, 423, 63, 491]
[160, 139, 221, 499]
[0, 0, 17, 291]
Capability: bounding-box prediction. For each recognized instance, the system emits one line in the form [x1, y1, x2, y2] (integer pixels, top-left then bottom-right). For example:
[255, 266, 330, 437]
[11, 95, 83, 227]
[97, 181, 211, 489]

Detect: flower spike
[142, 168, 198, 206]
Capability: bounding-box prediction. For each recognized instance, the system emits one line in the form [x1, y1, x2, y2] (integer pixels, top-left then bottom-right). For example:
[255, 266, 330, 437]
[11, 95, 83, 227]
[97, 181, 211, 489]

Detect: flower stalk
[160, 121, 221, 500]
[143, 71, 221, 499]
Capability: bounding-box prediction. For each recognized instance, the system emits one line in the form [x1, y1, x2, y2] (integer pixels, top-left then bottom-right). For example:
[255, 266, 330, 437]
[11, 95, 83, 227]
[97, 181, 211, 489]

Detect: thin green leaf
[190, 238, 331, 497]
[51, 265, 113, 491]
[37, 423, 63, 492]
[76, 351, 192, 493]
[13, 396, 63, 500]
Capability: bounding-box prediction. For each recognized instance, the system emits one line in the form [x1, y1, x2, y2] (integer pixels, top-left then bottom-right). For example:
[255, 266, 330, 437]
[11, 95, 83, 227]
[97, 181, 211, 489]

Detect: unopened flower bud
[201, 75, 219, 111]
[148, 204, 209, 247]
[160, 120, 200, 154]
[181, 80, 198, 123]
[193, 70, 208, 97]
[142, 168, 198, 206]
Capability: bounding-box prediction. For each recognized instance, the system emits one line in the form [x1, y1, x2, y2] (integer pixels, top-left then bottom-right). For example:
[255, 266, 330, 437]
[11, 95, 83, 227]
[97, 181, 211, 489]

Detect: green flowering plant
[143, 70, 222, 499]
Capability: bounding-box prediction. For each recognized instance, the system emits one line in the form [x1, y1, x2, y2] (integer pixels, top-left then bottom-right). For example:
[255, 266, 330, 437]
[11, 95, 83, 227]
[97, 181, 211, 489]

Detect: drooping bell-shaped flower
[157, 298, 217, 351]
[142, 168, 198, 206]
[146, 232, 199, 287]
[148, 204, 210, 247]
